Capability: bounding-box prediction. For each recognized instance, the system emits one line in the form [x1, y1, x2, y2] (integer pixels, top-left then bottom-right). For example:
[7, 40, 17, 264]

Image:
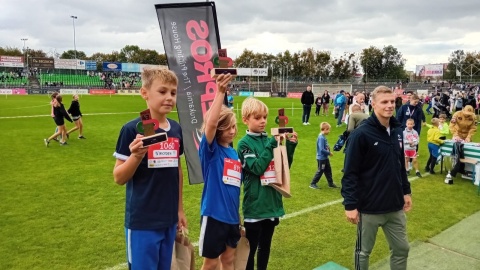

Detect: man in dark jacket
[341, 85, 412, 270]
[396, 93, 426, 136]
[301, 85, 314, 125]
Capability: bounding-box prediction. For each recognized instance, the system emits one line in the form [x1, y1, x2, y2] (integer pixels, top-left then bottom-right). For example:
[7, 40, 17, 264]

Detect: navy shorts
[199, 216, 240, 259]
[54, 117, 64, 126]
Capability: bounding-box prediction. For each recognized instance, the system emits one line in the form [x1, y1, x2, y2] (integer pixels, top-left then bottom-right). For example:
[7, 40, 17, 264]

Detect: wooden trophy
[269, 109, 293, 198]
[139, 109, 158, 136]
[210, 49, 238, 78]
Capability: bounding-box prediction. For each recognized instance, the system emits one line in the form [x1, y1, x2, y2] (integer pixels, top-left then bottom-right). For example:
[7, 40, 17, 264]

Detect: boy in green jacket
[237, 97, 298, 270]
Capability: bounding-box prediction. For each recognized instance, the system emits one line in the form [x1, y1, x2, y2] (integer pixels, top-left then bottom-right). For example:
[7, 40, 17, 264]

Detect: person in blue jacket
[334, 90, 347, 127]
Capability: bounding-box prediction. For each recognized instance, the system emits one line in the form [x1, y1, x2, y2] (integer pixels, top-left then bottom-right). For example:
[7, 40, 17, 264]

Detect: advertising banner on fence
[117, 89, 141, 95]
[12, 88, 27, 95]
[54, 59, 86, 70]
[287, 92, 303, 98]
[156, 2, 221, 184]
[121, 63, 141, 73]
[102, 62, 122, 72]
[0, 56, 24, 67]
[415, 64, 444, 77]
[29, 89, 47, 95]
[89, 89, 116, 95]
[253, 92, 270, 97]
[31, 57, 55, 69]
[0, 89, 13, 94]
[60, 89, 89, 95]
[238, 91, 254, 97]
[236, 68, 269, 76]
[85, 61, 97, 70]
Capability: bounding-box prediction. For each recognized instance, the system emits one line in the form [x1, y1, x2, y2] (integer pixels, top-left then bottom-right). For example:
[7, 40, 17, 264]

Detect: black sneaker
[429, 170, 435, 174]
[60, 142, 68, 146]
[44, 138, 49, 147]
[309, 184, 320, 189]
[78, 136, 86, 139]
[328, 183, 339, 188]
[52, 138, 59, 142]
[424, 167, 430, 172]
[416, 171, 422, 177]
[406, 170, 411, 176]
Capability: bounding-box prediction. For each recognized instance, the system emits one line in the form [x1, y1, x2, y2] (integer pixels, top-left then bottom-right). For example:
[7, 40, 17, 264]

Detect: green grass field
[1, 94, 480, 270]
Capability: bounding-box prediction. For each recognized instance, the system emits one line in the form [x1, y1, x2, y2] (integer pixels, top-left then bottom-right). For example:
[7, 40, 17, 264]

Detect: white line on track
[0, 103, 51, 110]
[0, 112, 140, 119]
[104, 174, 426, 269]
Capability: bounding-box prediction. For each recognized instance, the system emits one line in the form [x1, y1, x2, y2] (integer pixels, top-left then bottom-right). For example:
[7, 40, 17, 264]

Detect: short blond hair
[371, 86, 393, 101]
[141, 67, 178, 89]
[241, 97, 269, 119]
[431, 118, 440, 126]
[406, 118, 415, 124]
[320, 122, 331, 131]
[351, 104, 361, 112]
[200, 105, 237, 139]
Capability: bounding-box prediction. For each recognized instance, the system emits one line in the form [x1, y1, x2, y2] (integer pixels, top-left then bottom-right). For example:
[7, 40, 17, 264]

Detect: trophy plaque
[268, 109, 293, 198]
[210, 49, 237, 78]
[139, 109, 158, 136]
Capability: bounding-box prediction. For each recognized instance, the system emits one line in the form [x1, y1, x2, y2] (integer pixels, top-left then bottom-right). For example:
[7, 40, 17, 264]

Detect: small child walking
[309, 122, 338, 189]
[403, 119, 421, 177]
[425, 118, 445, 174]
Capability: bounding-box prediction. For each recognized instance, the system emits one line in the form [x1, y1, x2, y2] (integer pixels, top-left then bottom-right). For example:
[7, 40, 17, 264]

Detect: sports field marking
[0, 103, 51, 110]
[0, 112, 139, 119]
[0, 107, 303, 120]
[104, 174, 425, 270]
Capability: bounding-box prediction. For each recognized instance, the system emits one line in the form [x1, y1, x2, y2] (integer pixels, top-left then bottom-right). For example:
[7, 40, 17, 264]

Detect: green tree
[0, 46, 22, 56]
[118, 45, 141, 63]
[315, 50, 331, 81]
[360, 46, 383, 81]
[381, 45, 406, 80]
[60, 50, 86, 59]
[330, 52, 357, 81]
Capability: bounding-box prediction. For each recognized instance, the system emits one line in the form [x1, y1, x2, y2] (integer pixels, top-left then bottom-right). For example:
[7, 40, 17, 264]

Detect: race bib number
[222, 158, 242, 187]
[147, 137, 180, 168]
[260, 160, 277, 186]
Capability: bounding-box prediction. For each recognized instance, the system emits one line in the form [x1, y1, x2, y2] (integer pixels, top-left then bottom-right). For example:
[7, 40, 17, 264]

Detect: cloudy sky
[1, 0, 478, 71]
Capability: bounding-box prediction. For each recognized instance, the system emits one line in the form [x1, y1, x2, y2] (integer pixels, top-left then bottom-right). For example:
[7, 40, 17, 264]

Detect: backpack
[333, 130, 350, 151]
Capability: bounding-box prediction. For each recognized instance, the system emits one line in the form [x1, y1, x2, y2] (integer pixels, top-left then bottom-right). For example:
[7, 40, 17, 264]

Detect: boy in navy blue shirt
[309, 122, 338, 189]
[113, 68, 186, 270]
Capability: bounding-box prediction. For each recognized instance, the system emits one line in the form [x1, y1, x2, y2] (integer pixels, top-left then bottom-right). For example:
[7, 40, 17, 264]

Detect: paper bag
[215, 236, 250, 270]
[271, 143, 291, 197]
[234, 236, 250, 270]
[171, 230, 195, 270]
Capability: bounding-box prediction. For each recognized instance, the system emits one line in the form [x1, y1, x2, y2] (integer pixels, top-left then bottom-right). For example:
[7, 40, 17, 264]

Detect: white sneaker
[303, 122, 307, 125]
[306, 122, 311, 125]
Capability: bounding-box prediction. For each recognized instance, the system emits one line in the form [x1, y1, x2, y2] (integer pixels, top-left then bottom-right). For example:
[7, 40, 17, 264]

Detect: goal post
[311, 84, 352, 96]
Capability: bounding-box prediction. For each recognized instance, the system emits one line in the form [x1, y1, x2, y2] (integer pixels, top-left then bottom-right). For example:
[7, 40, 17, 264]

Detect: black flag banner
[155, 2, 221, 184]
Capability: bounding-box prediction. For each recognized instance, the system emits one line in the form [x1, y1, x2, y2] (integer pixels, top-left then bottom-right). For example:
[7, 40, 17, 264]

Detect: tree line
[1, 45, 478, 81]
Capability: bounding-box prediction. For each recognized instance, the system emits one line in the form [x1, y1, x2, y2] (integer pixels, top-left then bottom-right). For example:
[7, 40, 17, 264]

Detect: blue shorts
[428, 143, 440, 158]
[125, 224, 177, 270]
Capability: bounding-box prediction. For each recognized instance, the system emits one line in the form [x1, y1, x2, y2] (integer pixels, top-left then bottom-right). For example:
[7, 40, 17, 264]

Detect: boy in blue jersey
[309, 122, 338, 189]
[113, 68, 187, 270]
[198, 73, 241, 270]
